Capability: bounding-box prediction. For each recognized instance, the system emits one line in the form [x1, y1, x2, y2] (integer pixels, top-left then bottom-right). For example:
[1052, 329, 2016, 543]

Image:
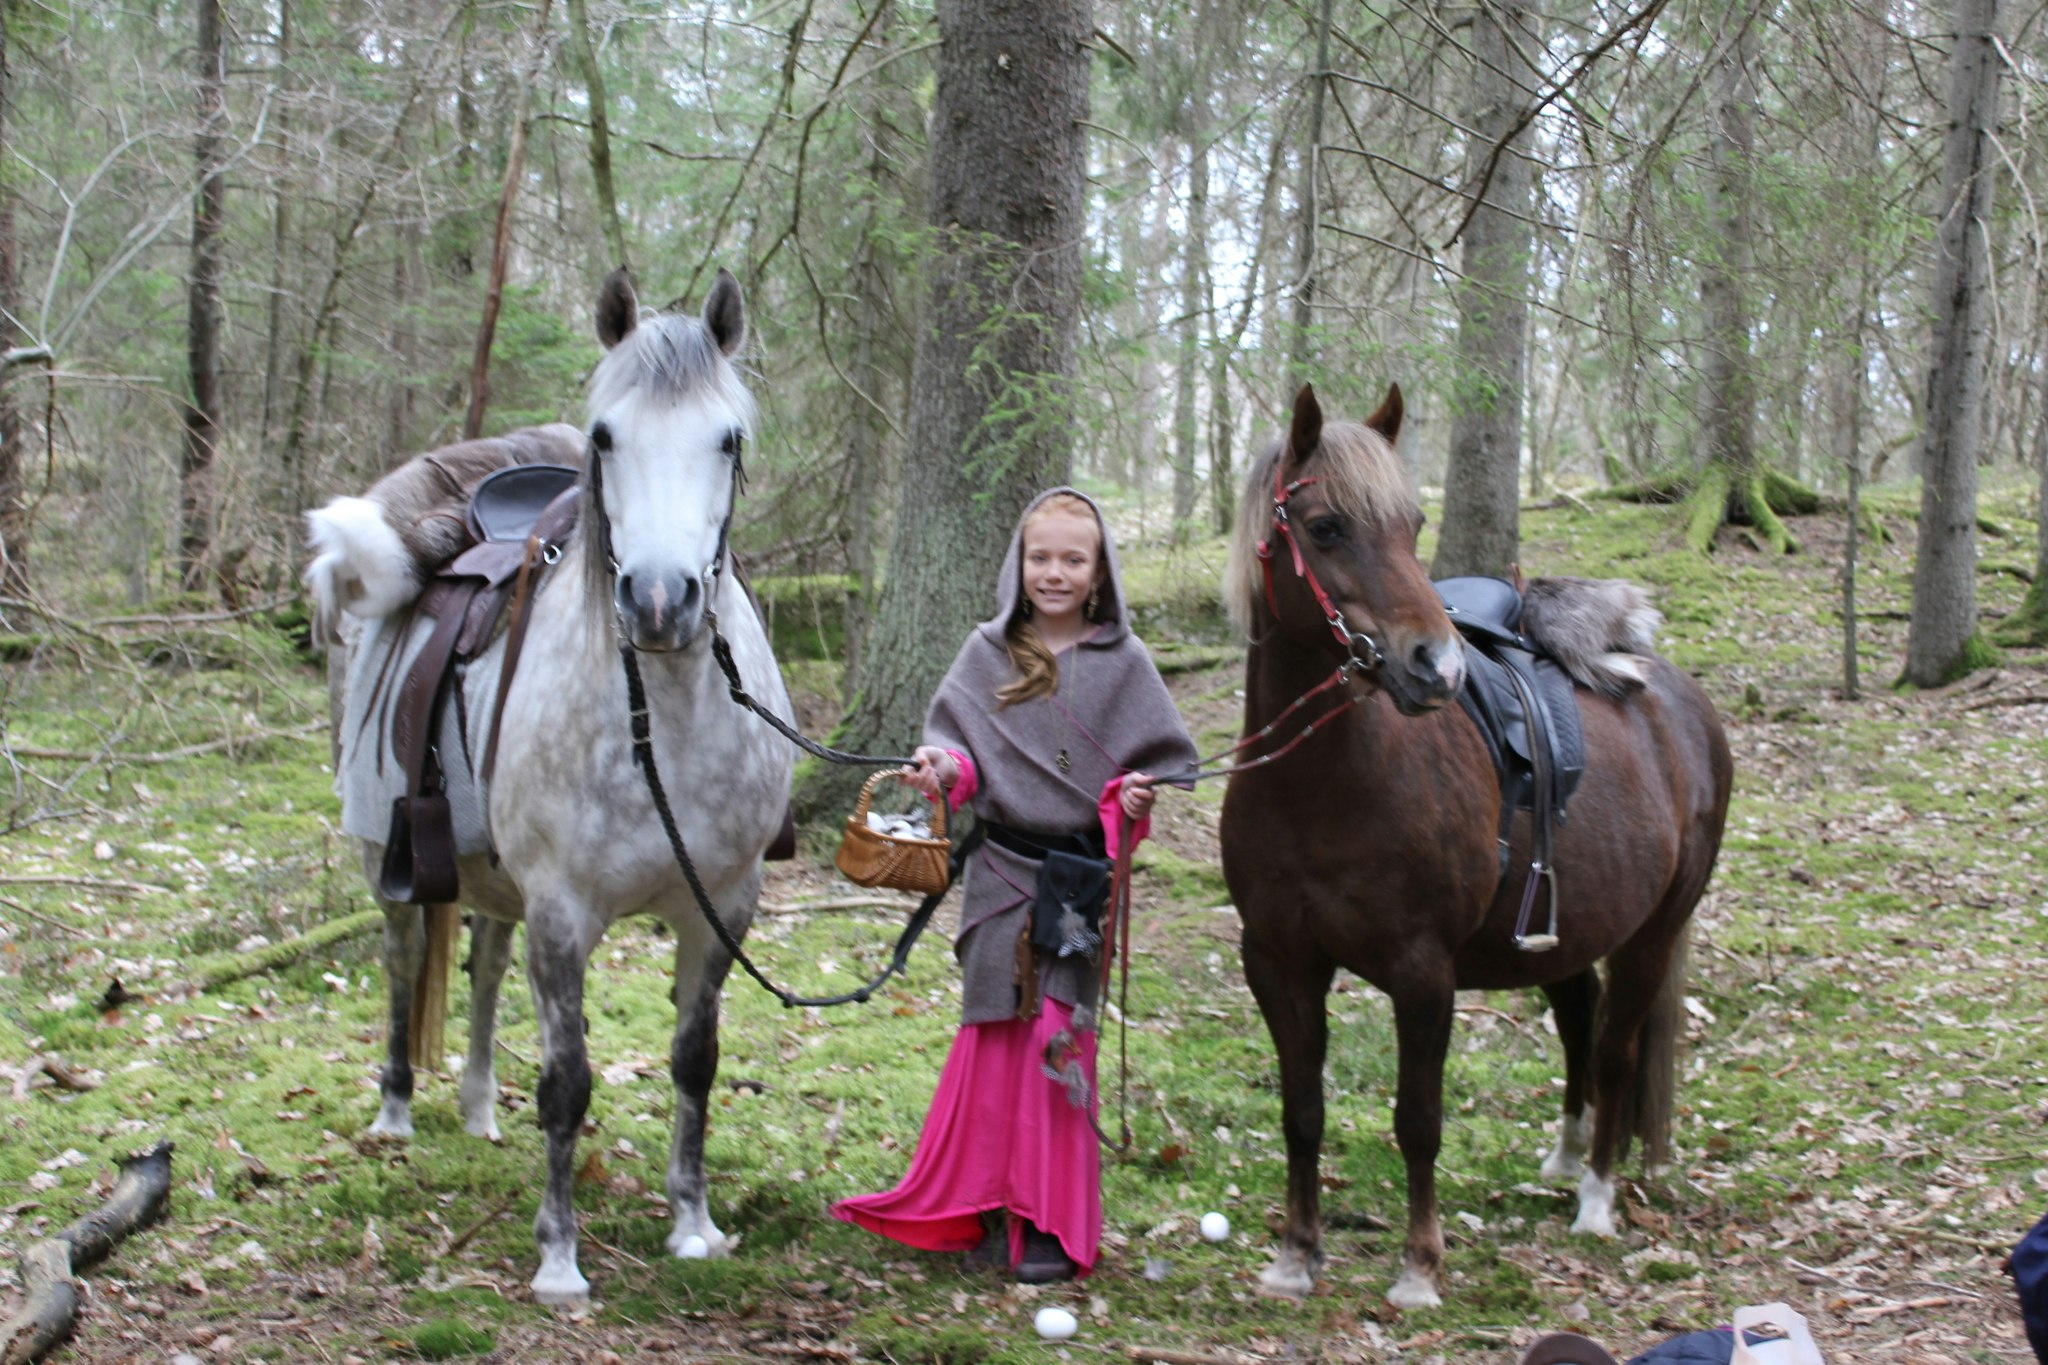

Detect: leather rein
[594, 436, 967, 1010]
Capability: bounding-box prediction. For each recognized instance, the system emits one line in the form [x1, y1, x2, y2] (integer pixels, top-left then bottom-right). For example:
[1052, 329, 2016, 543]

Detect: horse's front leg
[459, 915, 517, 1141]
[526, 905, 601, 1305]
[370, 894, 426, 1139]
[1539, 968, 1600, 1180]
[665, 894, 743, 1258]
[1386, 977, 1455, 1309]
[1241, 933, 1336, 1298]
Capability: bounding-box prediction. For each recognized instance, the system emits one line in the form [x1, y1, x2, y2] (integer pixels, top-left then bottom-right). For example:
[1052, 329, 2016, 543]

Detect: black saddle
[1435, 576, 1586, 951]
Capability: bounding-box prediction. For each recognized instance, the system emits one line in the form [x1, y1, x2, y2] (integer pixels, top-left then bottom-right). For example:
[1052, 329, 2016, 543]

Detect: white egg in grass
[1200, 1211, 1231, 1242]
[679, 1234, 710, 1259]
[1033, 1306, 1079, 1340]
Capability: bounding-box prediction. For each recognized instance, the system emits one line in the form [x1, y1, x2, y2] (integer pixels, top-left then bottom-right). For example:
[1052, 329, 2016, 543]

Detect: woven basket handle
[853, 767, 948, 840]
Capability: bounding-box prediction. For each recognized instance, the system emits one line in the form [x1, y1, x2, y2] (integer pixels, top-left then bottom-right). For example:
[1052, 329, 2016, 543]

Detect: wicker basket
[834, 770, 951, 896]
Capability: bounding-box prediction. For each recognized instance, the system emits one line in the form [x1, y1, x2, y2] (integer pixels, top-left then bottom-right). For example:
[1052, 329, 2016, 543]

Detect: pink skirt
[831, 1000, 1101, 1275]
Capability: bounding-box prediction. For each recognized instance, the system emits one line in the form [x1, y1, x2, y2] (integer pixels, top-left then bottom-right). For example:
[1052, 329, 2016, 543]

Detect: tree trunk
[463, 0, 554, 442]
[801, 0, 1092, 819]
[1171, 136, 1208, 547]
[0, 0, 25, 595]
[1690, 5, 1771, 553]
[1433, 0, 1534, 580]
[1286, 0, 1333, 378]
[564, 0, 628, 274]
[840, 0, 905, 707]
[1905, 0, 2000, 687]
[180, 0, 228, 594]
[259, 0, 292, 446]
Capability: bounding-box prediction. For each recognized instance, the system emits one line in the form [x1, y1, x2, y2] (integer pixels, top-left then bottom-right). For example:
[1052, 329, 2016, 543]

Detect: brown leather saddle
[376, 462, 797, 905]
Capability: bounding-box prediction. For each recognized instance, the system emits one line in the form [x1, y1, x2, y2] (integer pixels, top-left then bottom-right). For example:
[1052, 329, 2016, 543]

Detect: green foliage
[485, 286, 601, 434]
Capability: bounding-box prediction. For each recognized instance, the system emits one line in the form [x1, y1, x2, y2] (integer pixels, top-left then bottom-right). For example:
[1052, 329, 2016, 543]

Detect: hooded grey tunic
[926, 488, 1197, 1027]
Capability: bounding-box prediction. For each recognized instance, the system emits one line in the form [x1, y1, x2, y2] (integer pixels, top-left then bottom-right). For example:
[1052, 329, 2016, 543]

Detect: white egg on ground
[679, 1234, 710, 1259]
[1200, 1211, 1231, 1242]
[1033, 1306, 1078, 1341]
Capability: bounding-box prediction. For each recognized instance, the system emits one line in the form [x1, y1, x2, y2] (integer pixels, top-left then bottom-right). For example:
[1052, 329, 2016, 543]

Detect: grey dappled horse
[308, 271, 792, 1304]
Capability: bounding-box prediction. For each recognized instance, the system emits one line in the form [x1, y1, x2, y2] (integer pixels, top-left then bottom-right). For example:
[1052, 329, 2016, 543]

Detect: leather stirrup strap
[481, 490, 580, 787]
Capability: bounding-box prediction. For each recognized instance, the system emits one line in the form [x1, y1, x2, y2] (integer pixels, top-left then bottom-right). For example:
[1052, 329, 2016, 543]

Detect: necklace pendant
[1056, 748, 1071, 775]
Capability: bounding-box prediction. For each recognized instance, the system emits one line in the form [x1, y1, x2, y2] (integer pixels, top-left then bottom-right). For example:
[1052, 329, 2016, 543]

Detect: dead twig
[759, 896, 919, 916]
[12, 1055, 100, 1101]
[0, 874, 170, 897]
[0, 894, 94, 939]
[1126, 1349, 1255, 1365]
[10, 721, 323, 765]
[435, 1194, 515, 1260]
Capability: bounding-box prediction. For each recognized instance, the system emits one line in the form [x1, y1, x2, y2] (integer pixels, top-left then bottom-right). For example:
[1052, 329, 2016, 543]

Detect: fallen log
[0, 1141, 174, 1364]
[185, 909, 382, 993]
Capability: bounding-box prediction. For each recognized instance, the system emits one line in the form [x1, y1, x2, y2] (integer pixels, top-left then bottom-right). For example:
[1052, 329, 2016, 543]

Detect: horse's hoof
[1255, 1249, 1316, 1299]
[368, 1102, 413, 1140]
[667, 1226, 730, 1258]
[464, 1114, 502, 1142]
[531, 1256, 589, 1306]
[1539, 1148, 1585, 1181]
[1386, 1267, 1443, 1310]
[1541, 1113, 1592, 1180]
[1571, 1169, 1618, 1237]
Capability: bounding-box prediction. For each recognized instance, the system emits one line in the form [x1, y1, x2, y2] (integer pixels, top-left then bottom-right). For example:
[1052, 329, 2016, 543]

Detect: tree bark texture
[565, 0, 628, 274]
[1433, 0, 1534, 581]
[0, 0, 25, 594]
[805, 0, 1091, 818]
[1905, 0, 1999, 686]
[1700, 8, 1759, 492]
[179, 0, 228, 593]
[1286, 0, 1333, 379]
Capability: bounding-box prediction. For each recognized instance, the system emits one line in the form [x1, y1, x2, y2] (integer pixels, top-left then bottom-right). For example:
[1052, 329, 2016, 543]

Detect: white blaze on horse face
[598, 389, 742, 648]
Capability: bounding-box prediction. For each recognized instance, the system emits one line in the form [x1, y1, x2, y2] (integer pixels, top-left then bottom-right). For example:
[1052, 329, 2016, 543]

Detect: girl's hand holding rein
[1119, 773, 1157, 821]
[900, 745, 959, 799]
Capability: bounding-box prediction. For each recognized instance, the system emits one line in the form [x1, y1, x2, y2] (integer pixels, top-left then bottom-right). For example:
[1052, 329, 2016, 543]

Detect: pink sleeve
[1098, 774, 1150, 861]
[943, 749, 978, 813]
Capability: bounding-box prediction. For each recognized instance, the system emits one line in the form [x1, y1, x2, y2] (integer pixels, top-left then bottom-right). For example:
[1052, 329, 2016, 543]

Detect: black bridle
[598, 430, 965, 1009]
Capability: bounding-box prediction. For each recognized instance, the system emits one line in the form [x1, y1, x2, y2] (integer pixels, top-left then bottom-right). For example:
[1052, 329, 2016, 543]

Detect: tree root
[0, 1142, 173, 1364]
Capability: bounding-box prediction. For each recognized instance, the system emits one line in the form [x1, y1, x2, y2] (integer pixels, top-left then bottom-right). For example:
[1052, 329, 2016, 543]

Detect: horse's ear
[1364, 382, 1403, 445]
[597, 269, 638, 349]
[1288, 384, 1324, 463]
[704, 268, 746, 356]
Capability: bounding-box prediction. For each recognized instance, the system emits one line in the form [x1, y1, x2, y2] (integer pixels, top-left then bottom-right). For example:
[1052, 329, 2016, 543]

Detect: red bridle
[1254, 459, 1386, 675]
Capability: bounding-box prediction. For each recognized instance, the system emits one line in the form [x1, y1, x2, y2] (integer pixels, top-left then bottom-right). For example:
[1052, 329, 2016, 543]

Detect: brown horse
[1218, 384, 1731, 1308]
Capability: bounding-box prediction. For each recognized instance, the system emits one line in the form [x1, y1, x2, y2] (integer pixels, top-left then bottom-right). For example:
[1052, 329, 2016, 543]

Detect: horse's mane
[1224, 419, 1419, 637]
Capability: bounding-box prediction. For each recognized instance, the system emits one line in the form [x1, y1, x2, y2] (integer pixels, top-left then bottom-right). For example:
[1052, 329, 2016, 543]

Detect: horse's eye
[1307, 516, 1344, 548]
[720, 429, 742, 458]
[591, 422, 613, 455]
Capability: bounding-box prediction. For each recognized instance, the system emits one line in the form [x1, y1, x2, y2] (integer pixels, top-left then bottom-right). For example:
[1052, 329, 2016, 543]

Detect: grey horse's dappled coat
[924, 488, 1196, 1026]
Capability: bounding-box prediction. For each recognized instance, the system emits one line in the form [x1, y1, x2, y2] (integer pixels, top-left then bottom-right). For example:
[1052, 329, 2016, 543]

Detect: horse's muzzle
[1382, 636, 1463, 715]
[617, 570, 705, 652]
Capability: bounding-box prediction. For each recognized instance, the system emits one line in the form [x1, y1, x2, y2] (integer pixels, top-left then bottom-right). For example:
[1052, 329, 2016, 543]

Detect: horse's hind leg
[1241, 934, 1335, 1298]
[1539, 968, 1601, 1180]
[458, 915, 516, 1141]
[665, 904, 741, 1258]
[525, 905, 601, 1304]
[370, 898, 426, 1139]
[1574, 923, 1687, 1237]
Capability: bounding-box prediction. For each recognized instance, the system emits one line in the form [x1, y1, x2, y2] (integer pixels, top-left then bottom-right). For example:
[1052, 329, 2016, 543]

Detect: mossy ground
[0, 481, 2043, 1362]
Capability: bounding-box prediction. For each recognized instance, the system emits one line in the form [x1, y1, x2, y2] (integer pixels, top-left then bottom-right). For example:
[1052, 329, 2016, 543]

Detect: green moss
[854, 1316, 991, 1365]
[411, 1318, 495, 1359]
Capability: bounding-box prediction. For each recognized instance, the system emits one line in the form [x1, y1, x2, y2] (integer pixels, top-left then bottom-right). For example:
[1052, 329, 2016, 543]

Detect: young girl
[831, 488, 1196, 1283]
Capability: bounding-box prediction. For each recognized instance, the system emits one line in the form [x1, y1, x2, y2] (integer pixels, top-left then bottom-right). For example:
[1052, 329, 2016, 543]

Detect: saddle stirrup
[1513, 861, 1559, 953]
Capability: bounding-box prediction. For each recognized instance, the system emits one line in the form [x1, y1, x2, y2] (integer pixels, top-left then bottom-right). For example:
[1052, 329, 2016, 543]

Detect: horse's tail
[1624, 922, 1690, 1170]
[1521, 577, 1662, 697]
[304, 496, 420, 645]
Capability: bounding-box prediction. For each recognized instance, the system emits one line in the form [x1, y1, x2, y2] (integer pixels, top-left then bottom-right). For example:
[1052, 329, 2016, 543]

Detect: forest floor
[0, 485, 2044, 1364]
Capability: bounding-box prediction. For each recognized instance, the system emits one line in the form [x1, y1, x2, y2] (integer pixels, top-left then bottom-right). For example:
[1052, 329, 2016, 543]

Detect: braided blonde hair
[997, 493, 1102, 707]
